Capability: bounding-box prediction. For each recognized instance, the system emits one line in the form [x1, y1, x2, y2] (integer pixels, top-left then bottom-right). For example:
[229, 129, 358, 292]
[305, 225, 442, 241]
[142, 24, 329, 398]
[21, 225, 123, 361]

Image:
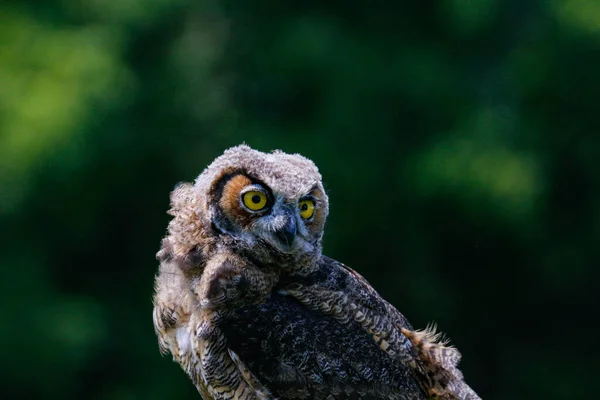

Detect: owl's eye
[242, 191, 268, 211]
[298, 199, 315, 219]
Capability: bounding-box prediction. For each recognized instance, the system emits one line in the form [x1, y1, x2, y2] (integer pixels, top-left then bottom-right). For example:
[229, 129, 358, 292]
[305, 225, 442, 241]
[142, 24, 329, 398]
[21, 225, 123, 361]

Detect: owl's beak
[275, 215, 296, 248]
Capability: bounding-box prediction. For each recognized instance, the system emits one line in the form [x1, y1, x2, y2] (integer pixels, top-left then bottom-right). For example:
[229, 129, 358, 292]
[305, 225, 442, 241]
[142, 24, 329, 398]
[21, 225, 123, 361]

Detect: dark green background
[1, 1, 597, 399]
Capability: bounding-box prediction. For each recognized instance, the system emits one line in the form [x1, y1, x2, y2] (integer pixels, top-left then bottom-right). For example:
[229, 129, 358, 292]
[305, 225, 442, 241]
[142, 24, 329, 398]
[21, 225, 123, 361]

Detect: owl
[153, 145, 480, 400]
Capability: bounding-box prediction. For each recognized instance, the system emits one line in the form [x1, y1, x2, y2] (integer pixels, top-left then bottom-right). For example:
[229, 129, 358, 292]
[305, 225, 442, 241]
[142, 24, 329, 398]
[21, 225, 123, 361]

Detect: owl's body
[153, 145, 480, 400]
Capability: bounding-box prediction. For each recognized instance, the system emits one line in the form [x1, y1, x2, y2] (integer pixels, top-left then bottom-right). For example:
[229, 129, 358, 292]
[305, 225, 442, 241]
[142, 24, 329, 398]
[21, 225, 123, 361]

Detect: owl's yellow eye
[242, 191, 268, 211]
[298, 199, 315, 219]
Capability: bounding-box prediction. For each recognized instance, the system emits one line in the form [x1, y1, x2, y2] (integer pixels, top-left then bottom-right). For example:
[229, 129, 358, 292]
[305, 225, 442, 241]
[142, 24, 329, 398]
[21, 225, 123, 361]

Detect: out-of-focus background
[1, 1, 597, 399]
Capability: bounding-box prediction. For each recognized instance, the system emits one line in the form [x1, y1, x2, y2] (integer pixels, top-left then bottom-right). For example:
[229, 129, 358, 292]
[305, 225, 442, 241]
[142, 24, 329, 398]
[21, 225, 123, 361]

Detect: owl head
[166, 145, 329, 269]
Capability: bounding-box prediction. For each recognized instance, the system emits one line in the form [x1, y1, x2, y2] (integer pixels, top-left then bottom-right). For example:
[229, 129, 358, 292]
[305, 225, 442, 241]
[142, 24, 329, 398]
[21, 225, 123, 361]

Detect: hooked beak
[275, 214, 297, 248]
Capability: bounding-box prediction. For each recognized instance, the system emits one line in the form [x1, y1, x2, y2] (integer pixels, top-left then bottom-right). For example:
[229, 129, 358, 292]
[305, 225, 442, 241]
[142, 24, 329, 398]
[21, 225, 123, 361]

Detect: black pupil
[251, 194, 261, 204]
[301, 203, 308, 211]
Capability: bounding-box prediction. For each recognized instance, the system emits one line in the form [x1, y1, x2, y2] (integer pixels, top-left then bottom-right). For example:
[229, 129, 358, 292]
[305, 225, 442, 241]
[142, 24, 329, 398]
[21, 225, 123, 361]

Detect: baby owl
[153, 145, 480, 400]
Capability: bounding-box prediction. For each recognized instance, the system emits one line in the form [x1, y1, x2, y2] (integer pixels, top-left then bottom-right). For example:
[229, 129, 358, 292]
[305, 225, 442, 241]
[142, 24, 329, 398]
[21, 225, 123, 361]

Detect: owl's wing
[153, 251, 275, 400]
[279, 256, 480, 400]
[221, 292, 427, 400]
[195, 319, 275, 400]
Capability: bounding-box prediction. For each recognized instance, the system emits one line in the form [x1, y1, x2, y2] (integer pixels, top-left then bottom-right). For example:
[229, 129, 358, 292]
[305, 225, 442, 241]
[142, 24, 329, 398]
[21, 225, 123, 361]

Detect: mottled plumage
[153, 145, 480, 399]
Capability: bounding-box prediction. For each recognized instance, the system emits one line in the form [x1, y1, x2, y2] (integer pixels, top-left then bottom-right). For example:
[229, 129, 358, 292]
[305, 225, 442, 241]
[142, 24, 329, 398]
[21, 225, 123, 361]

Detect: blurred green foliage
[1, 1, 597, 399]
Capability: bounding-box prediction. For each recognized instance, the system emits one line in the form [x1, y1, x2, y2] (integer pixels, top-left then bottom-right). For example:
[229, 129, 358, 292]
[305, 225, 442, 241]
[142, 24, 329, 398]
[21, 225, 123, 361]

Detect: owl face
[194, 145, 329, 264]
[214, 173, 327, 255]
